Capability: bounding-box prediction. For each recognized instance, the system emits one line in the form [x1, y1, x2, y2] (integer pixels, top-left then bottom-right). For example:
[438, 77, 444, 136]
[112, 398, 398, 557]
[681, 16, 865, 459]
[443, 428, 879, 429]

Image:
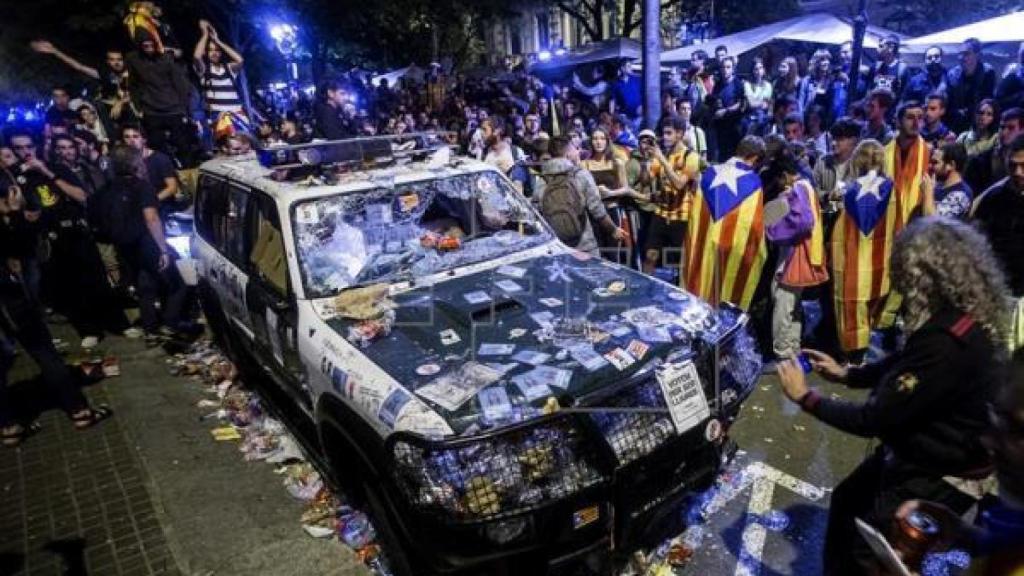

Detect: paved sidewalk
[0, 330, 368, 576]
[0, 384, 178, 576]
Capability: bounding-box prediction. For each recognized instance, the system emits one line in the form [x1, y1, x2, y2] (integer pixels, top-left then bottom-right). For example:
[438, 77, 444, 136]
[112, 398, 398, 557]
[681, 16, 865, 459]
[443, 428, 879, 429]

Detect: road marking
[735, 462, 826, 575]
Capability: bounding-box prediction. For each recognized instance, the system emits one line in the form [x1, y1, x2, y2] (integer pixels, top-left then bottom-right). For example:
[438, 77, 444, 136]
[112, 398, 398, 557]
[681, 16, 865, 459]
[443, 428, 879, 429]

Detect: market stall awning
[662, 13, 902, 64]
[902, 11, 1024, 52]
[529, 38, 641, 73]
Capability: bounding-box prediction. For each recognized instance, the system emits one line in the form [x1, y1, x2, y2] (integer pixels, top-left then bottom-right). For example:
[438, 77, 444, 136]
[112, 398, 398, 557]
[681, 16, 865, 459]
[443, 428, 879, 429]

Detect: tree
[881, 0, 1023, 37]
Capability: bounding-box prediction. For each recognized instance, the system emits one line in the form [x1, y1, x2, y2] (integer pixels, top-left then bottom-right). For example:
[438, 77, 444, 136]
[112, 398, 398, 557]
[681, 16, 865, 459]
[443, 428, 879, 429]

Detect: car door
[243, 191, 308, 409]
[195, 175, 255, 341]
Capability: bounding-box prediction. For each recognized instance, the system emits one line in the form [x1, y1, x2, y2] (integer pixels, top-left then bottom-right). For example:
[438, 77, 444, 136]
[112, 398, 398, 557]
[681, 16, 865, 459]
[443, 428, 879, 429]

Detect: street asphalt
[0, 320, 874, 576]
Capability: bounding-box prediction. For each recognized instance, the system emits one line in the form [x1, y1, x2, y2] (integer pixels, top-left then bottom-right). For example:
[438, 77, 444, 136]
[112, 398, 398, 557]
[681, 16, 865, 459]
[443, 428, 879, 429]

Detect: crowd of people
[2, 2, 1024, 573]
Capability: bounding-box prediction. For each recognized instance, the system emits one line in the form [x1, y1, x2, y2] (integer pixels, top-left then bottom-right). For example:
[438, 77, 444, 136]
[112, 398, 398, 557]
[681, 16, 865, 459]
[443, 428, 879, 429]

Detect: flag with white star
[832, 170, 902, 352]
[843, 172, 894, 236]
[684, 158, 766, 310]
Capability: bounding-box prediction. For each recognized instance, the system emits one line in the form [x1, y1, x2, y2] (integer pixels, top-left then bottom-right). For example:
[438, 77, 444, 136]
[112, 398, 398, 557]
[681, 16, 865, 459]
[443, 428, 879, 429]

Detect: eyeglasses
[925, 55, 942, 62]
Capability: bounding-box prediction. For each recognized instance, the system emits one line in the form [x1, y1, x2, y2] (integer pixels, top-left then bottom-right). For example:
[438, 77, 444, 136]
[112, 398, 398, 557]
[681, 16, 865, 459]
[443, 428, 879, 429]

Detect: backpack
[540, 169, 587, 247]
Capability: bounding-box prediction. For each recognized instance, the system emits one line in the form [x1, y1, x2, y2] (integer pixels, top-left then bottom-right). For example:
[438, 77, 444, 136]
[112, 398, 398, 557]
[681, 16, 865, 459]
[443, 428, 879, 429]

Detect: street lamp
[269, 23, 299, 83]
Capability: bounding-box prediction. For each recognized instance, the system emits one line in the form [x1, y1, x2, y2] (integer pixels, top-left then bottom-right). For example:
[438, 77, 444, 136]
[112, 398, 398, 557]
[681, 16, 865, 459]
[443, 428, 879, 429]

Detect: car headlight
[389, 416, 606, 521]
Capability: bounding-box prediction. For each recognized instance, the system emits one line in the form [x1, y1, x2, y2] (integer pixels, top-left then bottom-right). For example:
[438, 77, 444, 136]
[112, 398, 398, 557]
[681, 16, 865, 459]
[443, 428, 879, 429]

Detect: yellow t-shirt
[650, 146, 699, 222]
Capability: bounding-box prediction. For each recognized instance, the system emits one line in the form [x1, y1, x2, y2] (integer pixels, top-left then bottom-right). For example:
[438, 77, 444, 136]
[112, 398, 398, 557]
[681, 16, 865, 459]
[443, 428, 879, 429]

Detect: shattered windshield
[293, 170, 552, 298]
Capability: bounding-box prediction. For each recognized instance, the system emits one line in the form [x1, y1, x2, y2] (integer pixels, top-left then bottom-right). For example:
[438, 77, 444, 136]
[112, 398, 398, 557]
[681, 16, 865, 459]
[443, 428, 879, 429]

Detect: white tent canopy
[903, 11, 1024, 52]
[662, 13, 902, 64]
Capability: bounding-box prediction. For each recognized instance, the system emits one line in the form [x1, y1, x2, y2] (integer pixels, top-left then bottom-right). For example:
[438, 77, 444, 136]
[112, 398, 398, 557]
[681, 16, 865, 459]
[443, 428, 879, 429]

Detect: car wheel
[362, 480, 425, 576]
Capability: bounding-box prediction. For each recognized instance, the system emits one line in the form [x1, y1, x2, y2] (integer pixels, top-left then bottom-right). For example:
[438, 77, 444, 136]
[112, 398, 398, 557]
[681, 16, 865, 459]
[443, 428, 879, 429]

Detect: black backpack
[540, 168, 587, 247]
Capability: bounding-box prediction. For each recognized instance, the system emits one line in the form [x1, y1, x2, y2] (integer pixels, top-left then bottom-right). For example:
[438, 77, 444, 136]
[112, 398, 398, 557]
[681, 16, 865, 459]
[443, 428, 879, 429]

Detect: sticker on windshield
[464, 290, 492, 304]
[656, 361, 709, 435]
[476, 175, 497, 194]
[296, 204, 319, 224]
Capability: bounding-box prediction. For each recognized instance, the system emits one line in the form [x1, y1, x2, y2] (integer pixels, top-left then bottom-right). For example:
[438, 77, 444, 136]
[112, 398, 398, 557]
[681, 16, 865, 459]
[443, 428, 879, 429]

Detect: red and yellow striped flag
[832, 171, 901, 352]
[884, 135, 928, 225]
[684, 158, 766, 310]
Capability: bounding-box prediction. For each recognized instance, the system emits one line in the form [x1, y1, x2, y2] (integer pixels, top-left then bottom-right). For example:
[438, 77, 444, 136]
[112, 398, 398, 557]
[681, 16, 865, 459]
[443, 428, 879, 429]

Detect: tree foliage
[880, 0, 1024, 37]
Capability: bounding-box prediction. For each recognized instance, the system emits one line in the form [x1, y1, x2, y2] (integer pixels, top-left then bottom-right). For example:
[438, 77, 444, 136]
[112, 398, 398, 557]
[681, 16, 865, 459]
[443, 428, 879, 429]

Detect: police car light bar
[257, 132, 453, 170]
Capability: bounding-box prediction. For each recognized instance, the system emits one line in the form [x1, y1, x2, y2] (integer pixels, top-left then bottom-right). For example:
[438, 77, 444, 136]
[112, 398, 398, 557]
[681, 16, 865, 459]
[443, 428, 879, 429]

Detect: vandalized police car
[193, 135, 761, 574]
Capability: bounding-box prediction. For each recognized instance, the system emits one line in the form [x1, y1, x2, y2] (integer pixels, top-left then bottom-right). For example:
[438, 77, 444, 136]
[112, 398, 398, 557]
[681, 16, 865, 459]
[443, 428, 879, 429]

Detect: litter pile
[167, 340, 393, 576]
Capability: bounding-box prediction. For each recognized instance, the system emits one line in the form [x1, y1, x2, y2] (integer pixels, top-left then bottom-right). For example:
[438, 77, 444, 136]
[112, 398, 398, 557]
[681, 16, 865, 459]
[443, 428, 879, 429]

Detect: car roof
[198, 152, 502, 203]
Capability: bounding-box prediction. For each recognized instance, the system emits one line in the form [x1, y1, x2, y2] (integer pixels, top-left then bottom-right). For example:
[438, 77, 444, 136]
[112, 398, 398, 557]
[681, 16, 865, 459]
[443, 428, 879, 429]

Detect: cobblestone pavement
[0, 329, 368, 576]
[0, 385, 179, 576]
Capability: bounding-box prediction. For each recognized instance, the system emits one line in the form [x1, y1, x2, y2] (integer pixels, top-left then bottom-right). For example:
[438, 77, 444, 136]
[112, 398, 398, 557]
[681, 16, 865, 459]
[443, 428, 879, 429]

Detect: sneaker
[80, 336, 100, 350]
[122, 327, 144, 339]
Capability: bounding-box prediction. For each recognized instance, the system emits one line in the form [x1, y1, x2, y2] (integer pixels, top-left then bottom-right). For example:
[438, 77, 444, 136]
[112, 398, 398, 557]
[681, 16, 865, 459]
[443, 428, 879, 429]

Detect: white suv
[193, 136, 761, 575]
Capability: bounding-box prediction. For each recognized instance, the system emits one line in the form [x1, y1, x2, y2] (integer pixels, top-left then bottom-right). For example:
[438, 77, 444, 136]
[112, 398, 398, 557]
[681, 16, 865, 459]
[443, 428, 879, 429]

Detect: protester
[125, 34, 196, 166]
[763, 148, 826, 362]
[193, 20, 246, 121]
[121, 125, 181, 218]
[884, 100, 928, 224]
[798, 49, 834, 118]
[743, 57, 773, 134]
[922, 142, 972, 219]
[779, 216, 1010, 576]
[995, 42, 1024, 113]
[956, 99, 1000, 158]
[921, 92, 955, 147]
[675, 99, 707, 162]
[972, 133, 1024, 298]
[710, 56, 746, 162]
[641, 121, 699, 278]
[947, 38, 998, 133]
[773, 57, 801, 113]
[684, 135, 767, 310]
[903, 46, 948, 104]
[867, 35, 911, 98]
[966, 107, 1024, 194]
[861, 89, 895, 145]
[829, 140, 899, 361]
[582, 128, 639, 262]
[1, 168, 114, 445]
[313, 79, 355, 140]
[538, 136, 627, 257]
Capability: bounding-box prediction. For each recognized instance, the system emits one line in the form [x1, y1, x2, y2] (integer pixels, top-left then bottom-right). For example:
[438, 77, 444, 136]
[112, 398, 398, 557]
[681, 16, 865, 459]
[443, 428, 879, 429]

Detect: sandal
[2, 422, 41, 447]
[71, 405, 114, 430]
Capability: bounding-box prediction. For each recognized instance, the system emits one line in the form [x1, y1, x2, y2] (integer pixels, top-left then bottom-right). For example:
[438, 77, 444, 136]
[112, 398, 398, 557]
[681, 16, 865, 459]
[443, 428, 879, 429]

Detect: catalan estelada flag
[124, 2, 164, 53]
[832, 170, 901, 352]
[684, 158, 766, 310]
[884, 135, 928, 225]
[213, 111, 252, 141]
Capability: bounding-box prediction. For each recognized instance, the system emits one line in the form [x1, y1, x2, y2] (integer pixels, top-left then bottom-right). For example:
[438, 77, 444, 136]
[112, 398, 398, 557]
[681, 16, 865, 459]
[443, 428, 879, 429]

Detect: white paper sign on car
[656, 360, 709, 435]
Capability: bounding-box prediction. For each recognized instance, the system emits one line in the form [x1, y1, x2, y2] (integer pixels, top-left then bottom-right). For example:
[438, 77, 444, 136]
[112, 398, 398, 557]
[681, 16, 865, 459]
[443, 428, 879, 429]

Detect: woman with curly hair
[777, 216, 1011, 575]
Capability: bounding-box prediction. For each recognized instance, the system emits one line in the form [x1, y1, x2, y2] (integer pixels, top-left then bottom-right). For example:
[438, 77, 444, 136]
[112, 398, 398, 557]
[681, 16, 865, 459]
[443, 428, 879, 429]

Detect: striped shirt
[650, 147, 699, 222]
[202, 64, 243, 115]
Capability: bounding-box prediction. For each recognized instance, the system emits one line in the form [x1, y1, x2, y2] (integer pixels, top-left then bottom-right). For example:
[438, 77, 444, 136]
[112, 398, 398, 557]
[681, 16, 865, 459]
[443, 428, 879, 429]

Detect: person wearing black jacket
[126, 36, 196, 166]
[995, 43, 1024, 113]
[777, 216, 1010, 575]
[947, 38, 998, 134]
[0, 174, 113, 447]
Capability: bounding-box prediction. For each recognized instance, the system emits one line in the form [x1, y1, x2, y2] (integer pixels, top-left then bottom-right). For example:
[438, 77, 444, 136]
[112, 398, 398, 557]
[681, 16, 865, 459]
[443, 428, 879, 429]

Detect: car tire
[362, 480, 425, 576]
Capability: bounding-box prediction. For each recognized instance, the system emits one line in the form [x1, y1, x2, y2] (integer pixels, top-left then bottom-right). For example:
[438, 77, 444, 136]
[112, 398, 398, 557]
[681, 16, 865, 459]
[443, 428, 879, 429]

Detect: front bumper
[385, 412, 730, 574]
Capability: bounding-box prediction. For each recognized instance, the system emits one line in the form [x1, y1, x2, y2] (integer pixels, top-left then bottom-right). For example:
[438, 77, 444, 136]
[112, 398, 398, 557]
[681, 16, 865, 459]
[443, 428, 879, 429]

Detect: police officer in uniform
[776, 217, 1010, 575]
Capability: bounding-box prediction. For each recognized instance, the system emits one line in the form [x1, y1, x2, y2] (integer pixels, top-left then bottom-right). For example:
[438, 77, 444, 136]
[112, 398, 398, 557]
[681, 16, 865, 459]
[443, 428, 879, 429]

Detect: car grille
[390, 414, 606, 522]
[587, 378, 677, 467]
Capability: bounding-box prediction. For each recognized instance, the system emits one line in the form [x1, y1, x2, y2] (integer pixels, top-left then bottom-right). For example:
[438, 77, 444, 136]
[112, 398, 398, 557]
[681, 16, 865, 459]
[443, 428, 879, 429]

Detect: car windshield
[292, 170, 552, 298]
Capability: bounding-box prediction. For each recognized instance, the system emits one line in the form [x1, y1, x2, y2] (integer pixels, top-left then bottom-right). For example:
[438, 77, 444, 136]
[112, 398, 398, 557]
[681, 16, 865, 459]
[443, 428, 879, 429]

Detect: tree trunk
[642, 0, 661, 129]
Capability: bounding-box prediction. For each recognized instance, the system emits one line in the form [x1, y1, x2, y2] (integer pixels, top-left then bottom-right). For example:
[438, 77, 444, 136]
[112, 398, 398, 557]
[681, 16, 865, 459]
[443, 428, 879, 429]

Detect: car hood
[322, 252, 758, 436]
